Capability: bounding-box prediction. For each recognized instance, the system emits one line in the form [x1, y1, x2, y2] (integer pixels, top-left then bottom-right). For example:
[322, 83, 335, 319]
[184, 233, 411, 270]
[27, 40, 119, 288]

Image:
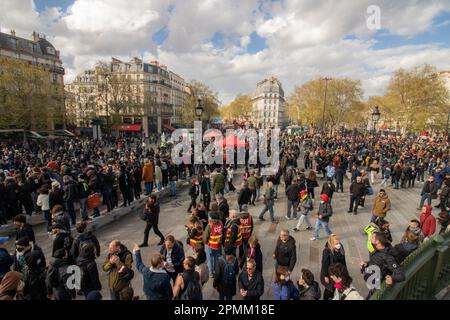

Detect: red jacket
[420, 205, 436, 237]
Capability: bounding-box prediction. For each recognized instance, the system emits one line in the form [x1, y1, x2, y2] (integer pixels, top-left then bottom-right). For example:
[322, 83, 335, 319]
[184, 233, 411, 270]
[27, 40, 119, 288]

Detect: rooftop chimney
[32, 31, 39, 42]
[10, 30, 16, 37]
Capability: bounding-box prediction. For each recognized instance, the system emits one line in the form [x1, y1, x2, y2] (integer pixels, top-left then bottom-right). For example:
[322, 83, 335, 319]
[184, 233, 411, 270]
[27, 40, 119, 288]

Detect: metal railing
[371, 231, 450, 300]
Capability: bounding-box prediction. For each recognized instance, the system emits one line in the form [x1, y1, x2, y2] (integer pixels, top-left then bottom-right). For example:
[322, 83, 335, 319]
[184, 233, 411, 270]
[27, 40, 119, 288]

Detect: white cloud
[0, 0, 449, 103]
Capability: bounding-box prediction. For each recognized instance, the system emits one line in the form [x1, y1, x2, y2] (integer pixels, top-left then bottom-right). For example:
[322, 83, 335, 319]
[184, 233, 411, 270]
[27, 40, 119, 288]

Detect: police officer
[360, 232, 405, 299]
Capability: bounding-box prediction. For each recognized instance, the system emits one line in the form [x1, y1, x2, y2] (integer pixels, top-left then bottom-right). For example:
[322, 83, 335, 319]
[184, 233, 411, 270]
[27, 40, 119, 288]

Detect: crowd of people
[0, 130, 449, 300]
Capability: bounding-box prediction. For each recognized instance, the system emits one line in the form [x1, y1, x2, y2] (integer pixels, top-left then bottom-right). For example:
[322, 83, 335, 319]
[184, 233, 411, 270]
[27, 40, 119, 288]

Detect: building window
[10, 38, 18, 49]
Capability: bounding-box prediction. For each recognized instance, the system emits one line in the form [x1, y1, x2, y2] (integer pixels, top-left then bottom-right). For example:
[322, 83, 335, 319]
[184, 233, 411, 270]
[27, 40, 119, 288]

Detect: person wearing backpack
[46, 248, 72, 300]
[76, 243, 101, 298]
[132, 244, 172, 300]
[238, 259, 264, 300]
[103, 240, 134, 300]
[71, 221, 100, 261]
[173, 256, 203, 300]
[213, 246, 239, 300]
[273, 266, 299, 300]
[51, 224, 74, 264]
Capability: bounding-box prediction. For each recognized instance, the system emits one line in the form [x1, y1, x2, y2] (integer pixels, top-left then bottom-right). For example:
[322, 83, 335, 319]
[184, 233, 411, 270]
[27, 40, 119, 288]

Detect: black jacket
[320, 243, 346, 289]
[76, 255, 102, 296]
[224, 218, 241, 247]
[298, 281, 321, 300]
[71, 231, 101, 259]
[421, 180, 438, 197]
[350, 181, 365, 197]
[219, 200, 230, 224]
[286, 183, 301, 202]
[321, 182, 335, 199]
[238, 269, 264, 300]
[52, 232, 73, 258]
[13, 244, 46, 274]
[213, 255, 239, 297]
[274, 236, 297, 272]
[238, 187, 252, 205]
[20, 247, 48, 300]
[364, 246, 405, 284]
[63, 181, 78, 202]
[0, 248, 13, 279]
[49, 189, 64, 210]
[159, 242, 185, 275]
[16, 223, 36, 243]
[144, 201, 161, 225]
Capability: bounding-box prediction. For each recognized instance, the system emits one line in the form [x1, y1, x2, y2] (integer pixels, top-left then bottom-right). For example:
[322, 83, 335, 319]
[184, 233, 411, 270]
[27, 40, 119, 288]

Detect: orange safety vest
[239, 215, 253, 240]
[189, 226, 204, 248]
[225, 222, 242, 247]
[207, 221, 223, 250]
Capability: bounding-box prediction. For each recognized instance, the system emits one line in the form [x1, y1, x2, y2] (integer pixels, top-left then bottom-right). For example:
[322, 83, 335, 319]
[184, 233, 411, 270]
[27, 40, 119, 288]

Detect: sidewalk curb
[0, 180, 190, 237]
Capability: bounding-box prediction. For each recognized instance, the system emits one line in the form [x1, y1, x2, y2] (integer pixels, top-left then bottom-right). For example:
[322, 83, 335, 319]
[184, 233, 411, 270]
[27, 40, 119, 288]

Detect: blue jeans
[370, 214, 378, 223]
[259, 204, 274, 221]
[169, 181, 177, 196]
[419, 193, 431, 208]
[219, 293, 233, 300]
[313, 219, 332, 239]
[205, 245, 221, 275]
[156, 182, 162, 191]
[286, 201, 298, 219]
[145, 182, 153, 194]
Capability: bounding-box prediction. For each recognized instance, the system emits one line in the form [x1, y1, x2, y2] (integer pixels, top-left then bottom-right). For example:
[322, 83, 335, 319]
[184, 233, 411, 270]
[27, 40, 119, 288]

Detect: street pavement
[4, 150, 430, 300]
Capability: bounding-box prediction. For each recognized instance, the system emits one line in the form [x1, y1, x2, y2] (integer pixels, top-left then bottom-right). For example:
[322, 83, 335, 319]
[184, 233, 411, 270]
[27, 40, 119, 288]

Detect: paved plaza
[4, 148, 428, 300]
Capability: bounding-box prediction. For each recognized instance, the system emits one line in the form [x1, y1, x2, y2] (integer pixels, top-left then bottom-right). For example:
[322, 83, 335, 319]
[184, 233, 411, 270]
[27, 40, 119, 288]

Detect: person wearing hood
[51, 224, 74, 263]
[139, 194, 165, 247]
[70, 221, 101, 260]
[293, 190, 313, 232]
[203, 209, 224, 277]
[419, 205, 436, 238]
[13, 238, 47, 300]
[297, 268, 321, 300]
[76, 242, 101, 298]
[133, 245, 172, 300]
[370, 189, 391, 223]
[320, 234, 347, 300]
[273, 266, 298, 300]
[0, 237, 13, 283]
[329, 263, 364, 300]
[310, 194, 333, 241]
[223, 210, 242, 257]
[273, 230, 297, 274]
[361, 232, 405, 299]
[46, 248, 73, 300]
[238, 258, 264, 300]
[13, 215, 35, 244]
[0, 271, 24, 300]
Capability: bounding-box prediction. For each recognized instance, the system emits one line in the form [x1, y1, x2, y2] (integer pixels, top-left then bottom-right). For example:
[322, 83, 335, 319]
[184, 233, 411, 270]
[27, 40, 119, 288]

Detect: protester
[0, 271, 24, 300]
[76, 243, 102, 298]
[203, 208, 224, 277]
[273, 266, 299, 300]
[320, 234, 347, 300]
[310, 194, 333, 241]
[160, 235, 185, 283]
[139, 194, 165, 247]
[133, 245, 172, 300]
[173, 256, 203, 300]
[370, 189, 391, 223]
[0, 237, 13, 283]
[223, 209, 242, 257]
[293, 190, 313, 232]
[238, 258, 264, 300]
[70, 221, 101, 260]
[273, 230, 297, 274]
[102, 240, 134, 300]
[13, 215, 35, 244]
[297, 268, 321, 300]
[328, 263, 364, 300]
[258, 181, 276, 222]
[419, 205, 436, 239]
[348, 176, 365, 215]
[238, 205, 253, 260]
[213, 246, 239, 300]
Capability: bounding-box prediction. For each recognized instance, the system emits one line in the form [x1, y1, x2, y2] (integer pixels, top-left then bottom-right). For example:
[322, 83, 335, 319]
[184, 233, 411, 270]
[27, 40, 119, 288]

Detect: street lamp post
[321, 77, 332, 135]
[195, 98, 204, 121]
[371, 105, 381, 138]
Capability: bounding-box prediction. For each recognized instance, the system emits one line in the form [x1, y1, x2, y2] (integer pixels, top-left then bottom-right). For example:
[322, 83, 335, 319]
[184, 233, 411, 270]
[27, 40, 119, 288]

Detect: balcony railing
[371, 230, 450, 300]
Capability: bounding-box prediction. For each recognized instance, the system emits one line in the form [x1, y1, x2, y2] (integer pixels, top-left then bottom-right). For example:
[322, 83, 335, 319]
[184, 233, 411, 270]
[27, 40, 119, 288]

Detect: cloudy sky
[1, 0, 449, 104]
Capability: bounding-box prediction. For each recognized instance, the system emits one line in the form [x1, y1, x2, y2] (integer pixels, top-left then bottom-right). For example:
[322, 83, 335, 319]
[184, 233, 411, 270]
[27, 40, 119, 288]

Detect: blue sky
[3, 0, 447, 104]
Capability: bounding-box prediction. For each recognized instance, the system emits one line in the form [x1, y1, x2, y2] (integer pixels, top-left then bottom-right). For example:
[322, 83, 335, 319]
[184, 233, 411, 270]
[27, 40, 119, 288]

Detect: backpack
[180, 272, 203, 300]
[78, 234, 96, 255]
[220, 256, 236, 285]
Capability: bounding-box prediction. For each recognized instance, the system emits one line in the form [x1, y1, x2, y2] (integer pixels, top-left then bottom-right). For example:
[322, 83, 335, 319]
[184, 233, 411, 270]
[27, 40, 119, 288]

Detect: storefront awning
[163, 124, 176, 132]
[111, 124, 142, 132]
